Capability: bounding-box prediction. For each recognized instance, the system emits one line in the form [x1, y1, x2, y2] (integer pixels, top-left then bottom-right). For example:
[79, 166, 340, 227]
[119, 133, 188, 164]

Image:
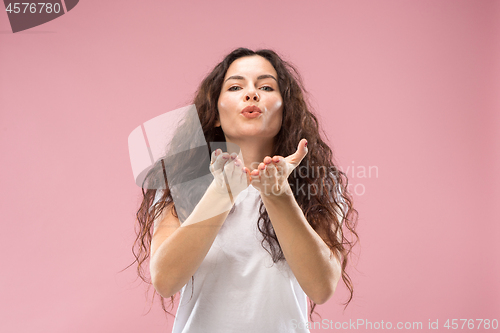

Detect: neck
[226, 137, 274, 172]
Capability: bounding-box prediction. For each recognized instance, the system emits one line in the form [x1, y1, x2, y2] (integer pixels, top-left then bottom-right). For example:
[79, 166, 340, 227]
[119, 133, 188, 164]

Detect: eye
[260, 86, 274, 91]
[228, 86, 241, 91]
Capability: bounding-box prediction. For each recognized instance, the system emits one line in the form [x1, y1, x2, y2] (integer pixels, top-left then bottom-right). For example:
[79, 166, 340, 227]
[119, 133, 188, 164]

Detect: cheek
[218, 92, 237, 110]
[275, 99, 283, 109]
[218, 100, 226, 110]
[271, 100, 284, 124]
[217, 100, 227, 124]
[217, 99, 234, 121]
[217, 108, 228, 125]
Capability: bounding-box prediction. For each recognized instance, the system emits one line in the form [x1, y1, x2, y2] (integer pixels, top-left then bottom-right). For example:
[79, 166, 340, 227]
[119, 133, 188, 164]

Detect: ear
[214, 119, 221, 127]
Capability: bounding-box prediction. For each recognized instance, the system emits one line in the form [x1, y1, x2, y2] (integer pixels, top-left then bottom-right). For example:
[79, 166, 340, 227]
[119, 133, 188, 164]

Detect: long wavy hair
[126, 47, 359, 320]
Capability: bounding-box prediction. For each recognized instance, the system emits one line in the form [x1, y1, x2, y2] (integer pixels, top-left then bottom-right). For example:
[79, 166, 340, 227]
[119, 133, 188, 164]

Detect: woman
[132, 47, 359, 332]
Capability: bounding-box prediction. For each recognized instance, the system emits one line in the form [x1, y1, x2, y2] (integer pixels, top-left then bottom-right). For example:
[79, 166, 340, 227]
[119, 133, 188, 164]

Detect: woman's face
[217, 55, 283, 143]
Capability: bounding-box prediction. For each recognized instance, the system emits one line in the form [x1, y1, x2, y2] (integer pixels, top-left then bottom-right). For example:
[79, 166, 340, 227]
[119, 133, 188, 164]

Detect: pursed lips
[241, 105, 262, 114]
[241, 105, 262, 119]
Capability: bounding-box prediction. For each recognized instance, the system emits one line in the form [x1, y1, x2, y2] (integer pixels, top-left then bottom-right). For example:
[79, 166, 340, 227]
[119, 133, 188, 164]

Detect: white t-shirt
[153, 185, 310, 333]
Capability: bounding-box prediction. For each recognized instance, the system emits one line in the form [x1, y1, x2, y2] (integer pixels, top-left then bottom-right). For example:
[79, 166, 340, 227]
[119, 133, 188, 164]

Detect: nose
[245, 90, 259, 102]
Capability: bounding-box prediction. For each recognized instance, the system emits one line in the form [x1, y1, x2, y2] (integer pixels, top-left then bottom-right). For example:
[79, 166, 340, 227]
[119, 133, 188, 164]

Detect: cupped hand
[246, 139, 308, 197]
[210, 149, 250, 200]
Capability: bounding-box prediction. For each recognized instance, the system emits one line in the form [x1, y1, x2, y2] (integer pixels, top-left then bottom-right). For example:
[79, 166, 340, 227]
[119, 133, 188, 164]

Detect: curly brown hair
[125, 47, 359, 321]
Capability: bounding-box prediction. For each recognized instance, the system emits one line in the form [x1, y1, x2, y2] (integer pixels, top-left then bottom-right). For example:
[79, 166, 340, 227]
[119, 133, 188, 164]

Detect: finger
[221, 153, 231, 171]
[272, 155, 284, 164]
[243, 167, 252, 185]
[263, 156, 272, 165]
[224, 156, 236, 175]
[258, 162, 266, 179]
[249, 169, 260, 186]
[250, 163, 266, 184]
[272, 156, 287, 177]
[234, 159, 246, 175]
[265, 162, 277, 178]
[287, 139, 308, 167]
[213, 151, 229, 172]
[211, 148, 221, 165]
[250, 166, 261, 176]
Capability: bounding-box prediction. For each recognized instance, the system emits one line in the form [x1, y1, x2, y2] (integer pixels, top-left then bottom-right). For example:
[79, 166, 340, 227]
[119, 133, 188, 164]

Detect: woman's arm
[260, 187, 342, 305]
[249, 139, 342, 305]
[150, 151, 248, 298]
[150, 182, 232, 298]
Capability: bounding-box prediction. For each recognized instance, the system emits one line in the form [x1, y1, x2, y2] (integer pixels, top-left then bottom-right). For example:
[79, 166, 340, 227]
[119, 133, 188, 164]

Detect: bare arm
[150, 151, 248, 298]
[260, 187, 342, 305]
[249, 139, 342, 304]
[150, 182, 233, 298]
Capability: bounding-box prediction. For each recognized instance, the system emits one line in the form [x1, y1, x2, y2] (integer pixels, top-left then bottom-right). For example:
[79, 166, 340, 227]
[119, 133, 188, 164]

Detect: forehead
[224, 55, 277, 79]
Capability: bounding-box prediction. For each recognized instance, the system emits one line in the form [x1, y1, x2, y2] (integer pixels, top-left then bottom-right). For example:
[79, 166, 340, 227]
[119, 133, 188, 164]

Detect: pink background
[1, 1, 498, 332]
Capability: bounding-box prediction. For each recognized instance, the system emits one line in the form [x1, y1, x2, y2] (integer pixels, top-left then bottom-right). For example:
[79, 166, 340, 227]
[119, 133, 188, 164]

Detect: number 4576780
[5, 3, 62, 14]
[444, 319, 498, 330]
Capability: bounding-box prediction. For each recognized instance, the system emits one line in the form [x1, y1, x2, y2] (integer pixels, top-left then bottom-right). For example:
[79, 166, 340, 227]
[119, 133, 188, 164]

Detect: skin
[150, 55, 342, 305]
[216, 55, 284, 171]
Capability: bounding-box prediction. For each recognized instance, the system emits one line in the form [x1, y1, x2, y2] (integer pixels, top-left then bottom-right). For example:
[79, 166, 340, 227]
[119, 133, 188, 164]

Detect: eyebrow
[224, 74, 277, 84]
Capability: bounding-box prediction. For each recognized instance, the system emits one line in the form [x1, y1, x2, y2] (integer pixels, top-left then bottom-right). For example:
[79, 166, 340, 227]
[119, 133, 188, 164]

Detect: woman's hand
[210, 149, 250, 200]
[248, 139, 308, 197]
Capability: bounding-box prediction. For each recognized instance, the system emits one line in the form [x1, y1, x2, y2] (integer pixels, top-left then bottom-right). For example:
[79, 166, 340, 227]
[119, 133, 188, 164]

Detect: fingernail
[305, 141, 308, 147]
